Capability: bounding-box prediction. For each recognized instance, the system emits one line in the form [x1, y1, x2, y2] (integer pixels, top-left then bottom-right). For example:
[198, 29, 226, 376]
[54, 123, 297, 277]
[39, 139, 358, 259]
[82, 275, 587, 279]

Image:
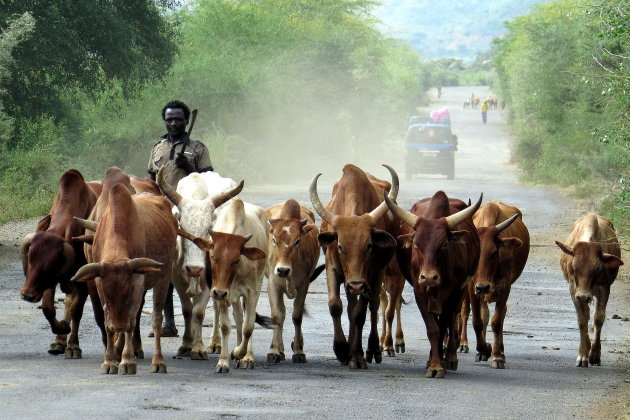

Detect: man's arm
[196, 143, 213, 173]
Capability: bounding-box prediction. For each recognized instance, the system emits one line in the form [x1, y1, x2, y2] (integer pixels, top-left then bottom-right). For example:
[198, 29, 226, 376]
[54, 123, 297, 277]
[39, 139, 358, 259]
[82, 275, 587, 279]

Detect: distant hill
[374, 0, 546, 62]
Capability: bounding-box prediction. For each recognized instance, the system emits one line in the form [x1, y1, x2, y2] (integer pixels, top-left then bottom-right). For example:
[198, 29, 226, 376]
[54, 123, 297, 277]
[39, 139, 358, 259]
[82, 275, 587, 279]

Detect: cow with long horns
[72, 183, 177, 374]
[555, 213, 623, 367]
[310, 164, 404, 369]
[460, 201, 530, 369]
[385, 186, 481, 378]
[157, 166, 243, 360]
[19, 169, 101, 357]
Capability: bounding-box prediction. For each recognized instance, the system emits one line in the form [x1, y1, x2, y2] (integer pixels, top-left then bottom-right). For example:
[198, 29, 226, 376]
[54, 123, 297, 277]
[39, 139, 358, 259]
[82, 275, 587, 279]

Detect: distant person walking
[481, 99, 489, 124]
[437, 83, 442, 99]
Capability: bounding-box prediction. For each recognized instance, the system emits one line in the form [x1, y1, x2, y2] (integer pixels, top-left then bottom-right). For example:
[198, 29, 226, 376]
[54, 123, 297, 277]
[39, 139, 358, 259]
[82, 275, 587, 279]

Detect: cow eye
[366, 242, 372, 251]
[234, 258, 240, 265]
[294, 239, 301, 246]
[338, 244, 345, 254]
[272, 238, 277, 246]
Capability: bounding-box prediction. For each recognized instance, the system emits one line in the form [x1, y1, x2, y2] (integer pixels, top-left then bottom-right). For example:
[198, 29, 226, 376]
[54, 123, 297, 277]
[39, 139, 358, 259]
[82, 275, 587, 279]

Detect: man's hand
[175, 152, 195, 173]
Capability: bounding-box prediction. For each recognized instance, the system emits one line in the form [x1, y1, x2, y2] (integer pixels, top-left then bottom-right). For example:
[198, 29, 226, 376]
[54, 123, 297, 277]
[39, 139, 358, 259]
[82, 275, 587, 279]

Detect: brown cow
[385, 188, 481, 378]
[310, 164, 404, 369]
[19, 169, 101, 357]
[265, 199, 324, 363]
[462, 201, 530, 369]
[555, 213, 623, 367]
[72, 183, 177, 374]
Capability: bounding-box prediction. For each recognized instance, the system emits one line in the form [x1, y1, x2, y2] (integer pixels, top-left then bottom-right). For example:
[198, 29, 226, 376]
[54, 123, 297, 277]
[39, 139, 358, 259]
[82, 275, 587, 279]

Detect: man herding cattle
[147, 100, 214, 337]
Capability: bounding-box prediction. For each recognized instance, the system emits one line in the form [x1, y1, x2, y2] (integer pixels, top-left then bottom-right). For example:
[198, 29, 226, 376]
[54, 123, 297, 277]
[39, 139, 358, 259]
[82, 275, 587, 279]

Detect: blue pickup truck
[404, 122, 458, 180]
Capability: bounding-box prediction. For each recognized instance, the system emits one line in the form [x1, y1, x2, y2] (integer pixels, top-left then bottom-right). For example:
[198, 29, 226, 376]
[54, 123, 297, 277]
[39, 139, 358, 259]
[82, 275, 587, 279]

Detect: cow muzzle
[185, 265, 204, 278]
[475, 284, 491, 295]
[212, 289, 229, 301]
[275, 266, 291, 278]
[21, 291, 41, 303]
[574, 291, 592, 303]
[418, 271, 441, 287]
[346, 281, 369, 297]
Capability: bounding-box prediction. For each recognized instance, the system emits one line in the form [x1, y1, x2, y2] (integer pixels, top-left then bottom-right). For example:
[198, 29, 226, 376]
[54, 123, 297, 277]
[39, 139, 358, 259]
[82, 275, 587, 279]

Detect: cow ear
[601, 253, 624, 269]
[242, 247, 266, 261]
[555, 241, 574, 256]
[449, 230, 469, 243]
[72, 234, 94, 245]
[302, 224, 315, 234]
[318, 231, 338, 248]
[498, 237, 523, 249]
[371, 229, 397, 250]
[133, 267, 162, 274]
[397, 233, 414, 249]
[36, 215, 51, 232]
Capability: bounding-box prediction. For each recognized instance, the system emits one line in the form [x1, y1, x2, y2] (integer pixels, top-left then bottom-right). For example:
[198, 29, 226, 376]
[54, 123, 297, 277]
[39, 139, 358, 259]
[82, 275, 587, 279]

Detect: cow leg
[64, 284, 88, 359]
[572, 292, 591, 367]
[267, 277, 286, 364]
[379, 286, 388, 353]
[366, 290, 382, 364]
[348, 295, 369, 369]
[291, 283, 308, 363]
[101, 330, 118, 374]
[190, 287, 210, 360]
[149, 281, 168, 373]
[131, 294, 145, 360]
[207, 299, 222, 354]
[327, 265, 349, 364]
[414, 289, 444, 378]
[42, 288, 69, 354]
[380, 282, 396, 357]
[232, 297, 244, 346]
[88, 280, 106, 348]
[233, 292, 256, 369]
[458, 289, 470, 353]
[172, 270, 194, 358]
[394, 290, 405, 354]
[470, 288, 491, 362]
[215, 300, 231, 373]
[118, 330, 137, 375]
[489, 296, 508, 369]
[590, 288, 609, 366]
[443, 297, 461, 371]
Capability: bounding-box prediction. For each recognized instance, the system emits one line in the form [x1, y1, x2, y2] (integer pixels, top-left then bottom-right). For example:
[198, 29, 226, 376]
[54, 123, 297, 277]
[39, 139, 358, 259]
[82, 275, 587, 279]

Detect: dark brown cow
[72, 183, 177, 374]
[19, 169, 101, 357]
[310, 164, 403, 369]
[555, 213, 623, 367]
[385, 188, 481, 378]
[265, 199, 324, 363]
[461, 201, 530, 369]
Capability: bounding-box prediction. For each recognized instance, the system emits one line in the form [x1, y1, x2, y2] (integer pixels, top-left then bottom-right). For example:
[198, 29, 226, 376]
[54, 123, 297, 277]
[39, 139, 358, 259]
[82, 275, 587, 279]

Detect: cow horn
[243, 234, 252, 244]
[384, 192, 418, 227]
[20, 233, 36, 275]
[445, 193, 483, 229]
[212, 180, 244, 209]
[71, 262, 103, 282]
[300, 219, 308, 227]
[309, 173, 335, 224]
[127, 258, 164, 272]
[59, 242, 76, 275]
[370, 164, 400, 220]
[157, 166, 182, 206]
[495, 213, 519, 234]
[74, 217, 99, 232]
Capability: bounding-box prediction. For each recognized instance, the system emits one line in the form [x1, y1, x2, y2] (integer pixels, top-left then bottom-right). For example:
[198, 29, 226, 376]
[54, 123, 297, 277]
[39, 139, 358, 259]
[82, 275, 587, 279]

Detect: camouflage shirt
[147, 134, 213, 188]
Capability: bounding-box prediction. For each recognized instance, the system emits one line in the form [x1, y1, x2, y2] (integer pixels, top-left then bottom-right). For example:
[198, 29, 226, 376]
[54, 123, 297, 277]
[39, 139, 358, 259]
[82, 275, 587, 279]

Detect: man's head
[162, 100, 191, 138]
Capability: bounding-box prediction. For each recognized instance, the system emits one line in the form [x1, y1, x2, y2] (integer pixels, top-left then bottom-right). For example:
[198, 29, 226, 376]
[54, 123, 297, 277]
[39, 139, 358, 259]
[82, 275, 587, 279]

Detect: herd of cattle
[18, 162, 623, 377]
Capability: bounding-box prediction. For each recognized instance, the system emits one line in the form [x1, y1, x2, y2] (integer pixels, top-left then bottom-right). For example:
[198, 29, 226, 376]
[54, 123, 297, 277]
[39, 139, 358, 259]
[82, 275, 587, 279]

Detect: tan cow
[310, 164, 404, 369]
[72, 183, 177, 374]
[265, 199, 324, 363]
[179, 198, 268, 373]
[555, 213, 623, 367]
[462, 201, 530, 369]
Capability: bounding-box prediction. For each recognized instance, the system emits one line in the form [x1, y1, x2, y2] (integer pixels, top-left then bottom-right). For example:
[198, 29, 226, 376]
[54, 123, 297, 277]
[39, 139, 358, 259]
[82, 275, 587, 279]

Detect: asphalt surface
[0, 86, 628, 419]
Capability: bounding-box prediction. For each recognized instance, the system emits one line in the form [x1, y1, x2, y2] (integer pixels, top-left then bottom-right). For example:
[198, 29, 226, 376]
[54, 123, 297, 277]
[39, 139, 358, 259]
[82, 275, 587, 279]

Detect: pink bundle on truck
[430, 107, 450, 124]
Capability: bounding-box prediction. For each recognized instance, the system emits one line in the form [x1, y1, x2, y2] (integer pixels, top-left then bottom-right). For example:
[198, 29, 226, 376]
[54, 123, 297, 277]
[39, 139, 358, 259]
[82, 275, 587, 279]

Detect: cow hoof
[236, 359, 255, 369]
[458, 345, 469, 353]
[425, 368, 445, 378]
[215, 365, 230, 374]
[292, 354, 307, 363]
[475, 352, 489, 362]
[444, 360, 458, 371]
[150, 363, 167, 373]
[207, 343, 221, 354]
[386, 349, 396, 357]
[395, 343, 405, 354]
[589, 356, 601, 366]
[333, 341, 350, 364]
[135, 349, 144, 360]
[48, 342, 66, 355]
[52, 321, 71, 335]
[267, 353, 284, 364]
[374, 351, 382, 364]
[118, 363, 137, 375]
[191, 351, 208, 360]
[577, 360, 589, 368]
[349, 358, 368, 370]
[175, 347, 191, 358]
[490, 359, 505, 369]
[101, 363, 118, 374]
[64, 347, 82, 359]
[366, 350, 373, 363]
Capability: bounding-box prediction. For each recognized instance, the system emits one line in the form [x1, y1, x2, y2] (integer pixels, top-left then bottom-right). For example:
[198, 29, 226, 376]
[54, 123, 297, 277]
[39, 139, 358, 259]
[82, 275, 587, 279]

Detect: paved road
[0, 86, 628, 419]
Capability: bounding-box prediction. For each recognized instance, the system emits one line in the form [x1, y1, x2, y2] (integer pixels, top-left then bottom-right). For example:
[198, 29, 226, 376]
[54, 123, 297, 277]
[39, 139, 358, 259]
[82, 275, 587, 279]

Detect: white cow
[179, 198, 269, 373]
[157, 166, 243, 359]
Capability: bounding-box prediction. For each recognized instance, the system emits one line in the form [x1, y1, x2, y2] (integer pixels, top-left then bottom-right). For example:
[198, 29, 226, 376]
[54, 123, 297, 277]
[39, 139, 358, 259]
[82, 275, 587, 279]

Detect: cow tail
[255, 313, 275, 329]
[309, 264, 326, 283]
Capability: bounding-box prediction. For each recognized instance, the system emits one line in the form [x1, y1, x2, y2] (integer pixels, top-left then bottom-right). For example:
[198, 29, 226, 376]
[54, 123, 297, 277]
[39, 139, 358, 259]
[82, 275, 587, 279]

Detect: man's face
[164, 108, 187, 138]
